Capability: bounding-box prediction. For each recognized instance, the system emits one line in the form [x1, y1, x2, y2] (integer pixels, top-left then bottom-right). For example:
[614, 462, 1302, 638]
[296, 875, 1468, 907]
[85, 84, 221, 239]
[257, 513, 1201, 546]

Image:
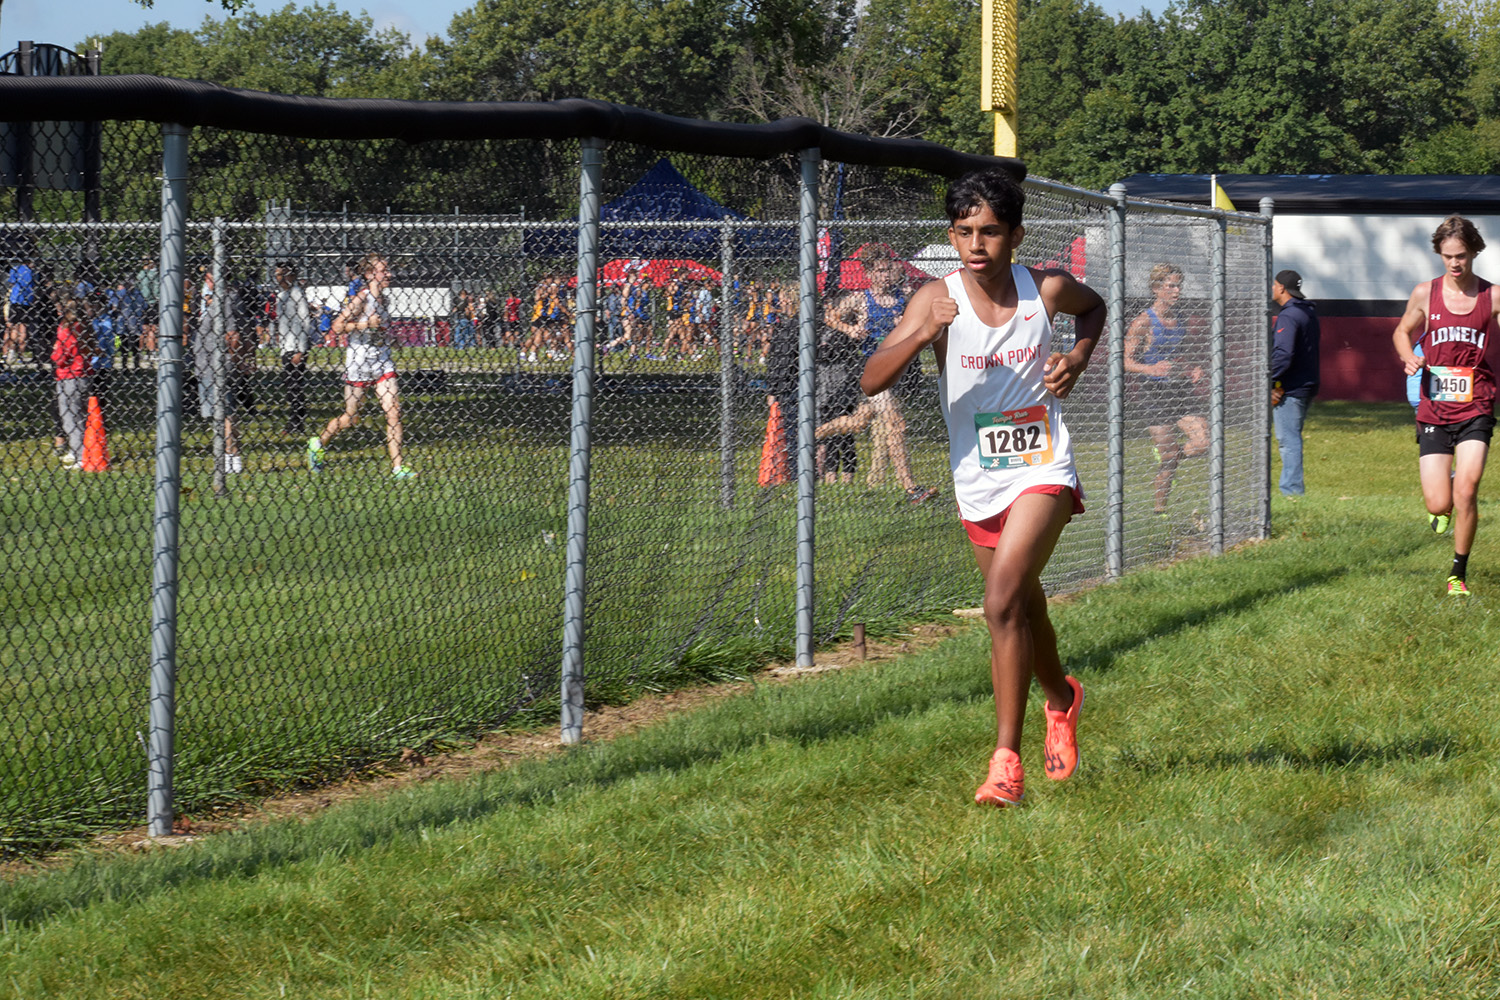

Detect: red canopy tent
[827, 257, 933, 291]
[599, 258, 723, 286]
[819, 242, 934, 293]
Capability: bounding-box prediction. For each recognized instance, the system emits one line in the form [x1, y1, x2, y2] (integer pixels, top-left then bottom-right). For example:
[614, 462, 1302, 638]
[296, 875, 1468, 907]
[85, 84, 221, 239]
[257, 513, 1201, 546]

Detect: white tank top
[937, 266, 1079, 522]
[348, 290, 391, 349]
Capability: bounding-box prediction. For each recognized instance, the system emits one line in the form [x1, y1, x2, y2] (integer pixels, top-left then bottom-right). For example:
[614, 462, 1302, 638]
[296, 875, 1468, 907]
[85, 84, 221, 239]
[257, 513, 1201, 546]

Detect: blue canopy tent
[524, 158, 794, 260]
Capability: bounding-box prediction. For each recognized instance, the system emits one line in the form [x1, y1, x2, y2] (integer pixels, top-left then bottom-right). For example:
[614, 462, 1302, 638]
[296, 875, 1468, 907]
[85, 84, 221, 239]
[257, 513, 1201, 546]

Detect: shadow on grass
[1110, 733, 1464, 775]
[1063, 565, 1351, 674]
[1063, 519, 1431, 674]
[1309, 400, 1416, 436]
[0, 656, 996, 927]
[0, 515, 1437, 927]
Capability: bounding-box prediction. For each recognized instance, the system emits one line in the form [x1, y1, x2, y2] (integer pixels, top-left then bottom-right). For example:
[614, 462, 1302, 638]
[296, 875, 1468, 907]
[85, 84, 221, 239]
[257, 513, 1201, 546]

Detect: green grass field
[1, 355, 990, 856]
[0, 400, 1495, 997]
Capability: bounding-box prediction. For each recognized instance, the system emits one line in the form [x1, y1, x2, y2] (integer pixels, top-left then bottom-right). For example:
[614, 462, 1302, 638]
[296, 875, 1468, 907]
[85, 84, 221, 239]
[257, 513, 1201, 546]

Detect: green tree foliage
[1019, 0, 1473, 185]
[98, 3, 417, 97]
[729, 14, 925, 138]
[859, 0, 989, 155]
[430, 0, 744, 117]
[1412, 0, 1500, 172]
[87, 23, 195, 75]
[91, 5, 427, 217]
[741, 0, 861, 65]
[185, 7, 410, 97]
[132, 0, 247, 10]
[81, 0, 1500, 205]
[1014, 0, 1134, 183]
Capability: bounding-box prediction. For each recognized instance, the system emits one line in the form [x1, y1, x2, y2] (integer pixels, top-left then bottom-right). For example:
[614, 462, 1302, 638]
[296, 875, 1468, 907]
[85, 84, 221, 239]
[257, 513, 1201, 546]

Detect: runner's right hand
[924, 295, 958, 340]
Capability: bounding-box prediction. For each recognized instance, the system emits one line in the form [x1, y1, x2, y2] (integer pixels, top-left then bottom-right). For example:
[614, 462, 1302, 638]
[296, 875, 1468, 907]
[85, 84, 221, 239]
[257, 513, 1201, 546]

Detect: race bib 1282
[975, 406, 1054, 469]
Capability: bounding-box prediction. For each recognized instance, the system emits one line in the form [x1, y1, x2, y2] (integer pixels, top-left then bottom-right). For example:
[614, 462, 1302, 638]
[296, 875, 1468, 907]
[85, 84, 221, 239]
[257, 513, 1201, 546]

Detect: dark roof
[1115, 174, 1500, 214]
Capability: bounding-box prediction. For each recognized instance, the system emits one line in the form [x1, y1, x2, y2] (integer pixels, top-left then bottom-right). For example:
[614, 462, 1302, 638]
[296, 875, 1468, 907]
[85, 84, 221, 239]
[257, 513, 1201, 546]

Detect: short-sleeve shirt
[8, 265, 35, 305]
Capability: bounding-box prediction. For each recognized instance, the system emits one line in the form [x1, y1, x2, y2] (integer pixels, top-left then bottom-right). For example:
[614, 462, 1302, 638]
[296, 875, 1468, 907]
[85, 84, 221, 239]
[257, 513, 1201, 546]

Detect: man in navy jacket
[1271, 269, 1320, 496]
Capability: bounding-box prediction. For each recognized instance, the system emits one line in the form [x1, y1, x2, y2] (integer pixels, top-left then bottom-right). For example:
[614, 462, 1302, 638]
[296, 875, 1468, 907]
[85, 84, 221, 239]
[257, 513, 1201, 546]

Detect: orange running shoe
[974, 747, 1025, 806]
[1043, 675, 1085, 781]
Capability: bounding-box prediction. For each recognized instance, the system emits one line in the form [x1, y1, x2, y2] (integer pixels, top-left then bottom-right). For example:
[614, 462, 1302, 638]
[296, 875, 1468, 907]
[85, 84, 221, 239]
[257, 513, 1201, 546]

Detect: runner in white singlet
[306, 253, 414, 479]
[344, 290, 395, 385]
[938, 264, 1081, 521]
[861, 168, 1104, 809]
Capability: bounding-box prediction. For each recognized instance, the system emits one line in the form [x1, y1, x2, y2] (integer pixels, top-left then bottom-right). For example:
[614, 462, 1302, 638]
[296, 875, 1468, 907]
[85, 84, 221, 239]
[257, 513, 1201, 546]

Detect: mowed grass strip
[2, 401, 1498, 998]
[0, 368, 976, 855]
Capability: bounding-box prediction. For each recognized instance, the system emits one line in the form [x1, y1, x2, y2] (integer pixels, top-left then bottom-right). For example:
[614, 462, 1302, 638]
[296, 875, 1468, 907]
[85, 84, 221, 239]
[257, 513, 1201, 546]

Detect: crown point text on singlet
[959, 344, 1041, 370]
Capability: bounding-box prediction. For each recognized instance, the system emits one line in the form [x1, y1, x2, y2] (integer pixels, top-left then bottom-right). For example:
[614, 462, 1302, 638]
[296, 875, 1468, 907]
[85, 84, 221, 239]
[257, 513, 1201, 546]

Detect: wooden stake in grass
[853, 623, 867, 660]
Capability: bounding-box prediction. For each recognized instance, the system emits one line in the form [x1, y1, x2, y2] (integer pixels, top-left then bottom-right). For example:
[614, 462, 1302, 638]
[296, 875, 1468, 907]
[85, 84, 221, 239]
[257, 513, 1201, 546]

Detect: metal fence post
[1259, 197, 1275, 540]
[210, 217, 227, 496]
[148, 123, 190, 838]
[719, 219, 736, 508]
[796, 149, 820, 667]
[561, 136, 605, 745]
[1210, 214, 1227, 556]
[1106, 184, 1127, 581]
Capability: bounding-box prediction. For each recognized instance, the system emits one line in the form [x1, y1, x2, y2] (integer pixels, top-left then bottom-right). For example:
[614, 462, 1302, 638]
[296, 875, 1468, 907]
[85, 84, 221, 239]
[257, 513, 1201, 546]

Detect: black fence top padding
[0, 75, 1026, 181]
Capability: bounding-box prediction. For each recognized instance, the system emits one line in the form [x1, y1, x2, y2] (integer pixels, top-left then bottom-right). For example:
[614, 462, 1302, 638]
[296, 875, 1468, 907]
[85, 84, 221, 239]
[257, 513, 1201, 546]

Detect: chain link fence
[1115, 205, 1271, 572]
[0, 85, 1270, 856]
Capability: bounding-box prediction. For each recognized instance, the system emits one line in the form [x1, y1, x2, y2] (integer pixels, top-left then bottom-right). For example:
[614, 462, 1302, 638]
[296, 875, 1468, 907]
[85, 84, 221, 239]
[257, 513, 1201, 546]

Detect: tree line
[80, 0, 1500, 196]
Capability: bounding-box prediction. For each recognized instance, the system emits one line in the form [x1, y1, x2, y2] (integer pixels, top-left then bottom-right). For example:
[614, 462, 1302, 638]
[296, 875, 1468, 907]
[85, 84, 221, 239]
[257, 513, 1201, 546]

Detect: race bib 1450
[1429, 365, 1475, 403]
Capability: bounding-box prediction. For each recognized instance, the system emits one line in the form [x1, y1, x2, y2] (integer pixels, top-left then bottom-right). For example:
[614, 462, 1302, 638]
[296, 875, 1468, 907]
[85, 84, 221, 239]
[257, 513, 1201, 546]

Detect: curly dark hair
[945, 168, 1025, 228]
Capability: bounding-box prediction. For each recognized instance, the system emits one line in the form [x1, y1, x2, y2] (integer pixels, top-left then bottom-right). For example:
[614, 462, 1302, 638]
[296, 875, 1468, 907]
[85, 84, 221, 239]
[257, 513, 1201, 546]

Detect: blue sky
[4, 0, 1168, 61]
[3, 0, 453, 53]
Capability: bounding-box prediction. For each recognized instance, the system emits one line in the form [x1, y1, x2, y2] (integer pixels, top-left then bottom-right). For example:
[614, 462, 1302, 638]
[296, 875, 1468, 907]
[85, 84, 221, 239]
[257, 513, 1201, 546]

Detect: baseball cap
[1274, 269, 1304, 298]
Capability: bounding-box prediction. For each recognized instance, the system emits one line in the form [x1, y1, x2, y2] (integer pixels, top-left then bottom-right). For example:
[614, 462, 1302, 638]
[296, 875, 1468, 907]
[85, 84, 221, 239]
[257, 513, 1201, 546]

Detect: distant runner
[308, 253, 415, 480]
[1392, 215, 1497, 596]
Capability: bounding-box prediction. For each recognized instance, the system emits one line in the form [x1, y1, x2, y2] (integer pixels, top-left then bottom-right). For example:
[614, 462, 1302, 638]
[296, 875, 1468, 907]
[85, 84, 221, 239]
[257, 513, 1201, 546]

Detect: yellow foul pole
[980, 0, 1019, 157]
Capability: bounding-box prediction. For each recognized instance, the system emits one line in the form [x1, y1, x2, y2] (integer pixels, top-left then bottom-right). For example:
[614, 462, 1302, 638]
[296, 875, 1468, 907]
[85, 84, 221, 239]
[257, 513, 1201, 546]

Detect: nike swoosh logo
[1023, 312, 1037, 321]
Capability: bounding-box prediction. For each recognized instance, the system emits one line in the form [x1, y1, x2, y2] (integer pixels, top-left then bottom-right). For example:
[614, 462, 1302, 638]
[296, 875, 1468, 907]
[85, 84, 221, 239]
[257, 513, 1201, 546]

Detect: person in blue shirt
[622, 269, 651, 356]
[6, 258, 38, 365]
[600, 282, 627, 355]
[818, 245, 935, 503]
[1125, 263, 1207, 514]
[452, 288, 478, 349]
[1270, 269, 1320, 497]
[108, 280, 147, 369]
[690, 280, 717, 358]
[344, 259, 364, 300]
[318, 301, 335, 343]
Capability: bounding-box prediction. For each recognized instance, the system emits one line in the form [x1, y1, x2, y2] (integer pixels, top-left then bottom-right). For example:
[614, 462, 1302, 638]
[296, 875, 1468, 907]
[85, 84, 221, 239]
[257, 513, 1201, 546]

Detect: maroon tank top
[1418, 277, 1497, 425]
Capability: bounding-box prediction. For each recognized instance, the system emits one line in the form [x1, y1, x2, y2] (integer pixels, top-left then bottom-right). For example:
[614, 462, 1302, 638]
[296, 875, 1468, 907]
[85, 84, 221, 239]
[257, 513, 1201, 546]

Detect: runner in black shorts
[1417, 415, 1496, 456]
[1393, 215, 1498, 596]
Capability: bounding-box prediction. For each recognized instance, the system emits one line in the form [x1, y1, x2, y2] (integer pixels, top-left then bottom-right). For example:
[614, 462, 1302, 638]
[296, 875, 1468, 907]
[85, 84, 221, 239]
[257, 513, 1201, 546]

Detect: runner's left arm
[1037, 268, 1106, 400]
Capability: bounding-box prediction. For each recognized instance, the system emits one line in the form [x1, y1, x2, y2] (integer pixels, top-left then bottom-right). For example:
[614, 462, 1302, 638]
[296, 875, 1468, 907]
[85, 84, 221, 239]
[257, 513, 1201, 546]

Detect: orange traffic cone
[757, 399, 790, 487]
[81, 395, 110, 472]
